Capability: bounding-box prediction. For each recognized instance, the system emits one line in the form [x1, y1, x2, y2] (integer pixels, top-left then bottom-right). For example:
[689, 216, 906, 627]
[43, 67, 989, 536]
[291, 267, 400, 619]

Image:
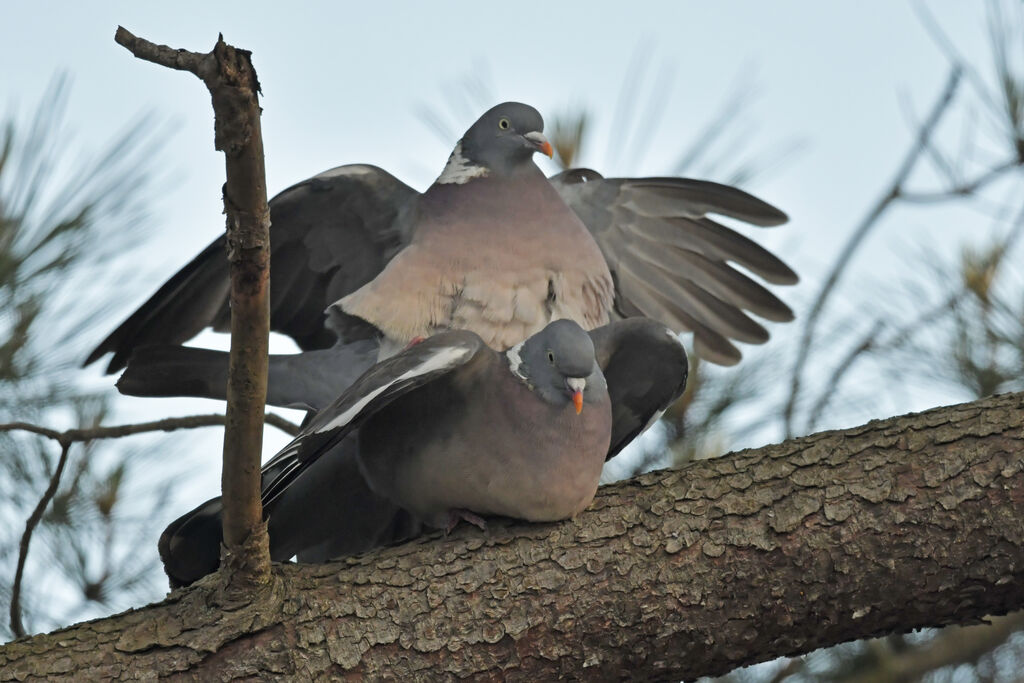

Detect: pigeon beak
[524, 131, 554, 158]
[566, 377, 586, 415]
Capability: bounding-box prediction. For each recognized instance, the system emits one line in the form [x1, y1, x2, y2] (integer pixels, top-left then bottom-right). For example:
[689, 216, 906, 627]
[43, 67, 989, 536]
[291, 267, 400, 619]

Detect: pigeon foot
[445, 509, 487, 535]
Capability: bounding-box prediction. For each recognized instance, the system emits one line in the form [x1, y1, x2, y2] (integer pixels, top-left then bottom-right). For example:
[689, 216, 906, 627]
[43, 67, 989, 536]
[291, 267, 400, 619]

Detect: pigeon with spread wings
[91, 102, 794, 412]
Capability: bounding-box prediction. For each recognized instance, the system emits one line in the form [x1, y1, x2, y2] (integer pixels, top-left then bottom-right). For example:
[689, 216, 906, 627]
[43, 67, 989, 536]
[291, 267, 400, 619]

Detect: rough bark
[113, 28, 272, 592]
[2, 391, 1022, 680]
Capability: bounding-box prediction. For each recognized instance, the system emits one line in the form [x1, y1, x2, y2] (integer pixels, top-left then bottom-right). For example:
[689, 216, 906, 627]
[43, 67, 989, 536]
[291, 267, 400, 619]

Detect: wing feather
[86, 164, 417, 372]
[589, 319, 689, 459]
[259, 332, 482, 508]
[552, 168, 797, 365]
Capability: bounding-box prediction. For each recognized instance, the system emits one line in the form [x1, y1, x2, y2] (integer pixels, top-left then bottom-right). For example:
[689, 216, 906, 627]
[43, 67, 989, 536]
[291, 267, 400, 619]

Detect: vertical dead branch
[113, 27, 271, 592]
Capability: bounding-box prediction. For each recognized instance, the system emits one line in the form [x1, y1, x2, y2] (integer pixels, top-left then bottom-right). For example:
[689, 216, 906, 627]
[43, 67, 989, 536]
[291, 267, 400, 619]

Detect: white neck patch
[505, 341, 529, 383]
[436, 141, 489, 185]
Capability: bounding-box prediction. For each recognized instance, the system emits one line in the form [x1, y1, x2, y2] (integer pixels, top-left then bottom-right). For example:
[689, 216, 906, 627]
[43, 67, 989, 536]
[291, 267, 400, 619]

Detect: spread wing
[552, 168, 798, 366]
[85, 164, 417, 373]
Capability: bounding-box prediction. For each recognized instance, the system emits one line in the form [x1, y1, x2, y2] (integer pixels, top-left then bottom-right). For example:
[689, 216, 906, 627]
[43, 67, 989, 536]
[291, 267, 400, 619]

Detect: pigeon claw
[445, 509, 488, 535]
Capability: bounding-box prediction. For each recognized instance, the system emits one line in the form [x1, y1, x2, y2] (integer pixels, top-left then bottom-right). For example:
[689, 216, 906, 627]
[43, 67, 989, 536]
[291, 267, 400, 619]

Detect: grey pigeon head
[459, 102, 552, 175]
[514, 319, 605, 410]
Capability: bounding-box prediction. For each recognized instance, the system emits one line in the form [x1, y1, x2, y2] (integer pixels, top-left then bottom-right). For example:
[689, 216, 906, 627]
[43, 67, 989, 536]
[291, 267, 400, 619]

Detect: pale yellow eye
[498, 118, 510, 130]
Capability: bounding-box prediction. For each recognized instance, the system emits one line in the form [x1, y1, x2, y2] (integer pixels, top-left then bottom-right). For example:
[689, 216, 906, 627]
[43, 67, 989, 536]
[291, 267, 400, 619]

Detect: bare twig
[837, 611, 1024, 683]
[4, 409, 297, 635]
[805, 294, 959, 431]
[115, 27, 272, 592]
[901, 87, 960, 187]
[256, 413, 300, 437]
[114, 28, 214, 77]
[767, 657, 806, 683]
[897, 158, 1021, 202]
[673, 74, 754, 175]
[605, 47, 652, 169]
[623, 58, 675, 172]
[9, 442, 72, 639]
[0, 412, 300, 442]
[914, 2, 1008, 132]
[782, 67, 963, 437]
[806, 200, 1024, 431]
[805, 319, 887, 431]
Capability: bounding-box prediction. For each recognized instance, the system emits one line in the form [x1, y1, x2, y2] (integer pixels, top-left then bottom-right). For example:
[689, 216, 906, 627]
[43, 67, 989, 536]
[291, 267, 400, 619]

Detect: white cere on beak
[566, 377, 586, 393]
[524, 131, 548, 146]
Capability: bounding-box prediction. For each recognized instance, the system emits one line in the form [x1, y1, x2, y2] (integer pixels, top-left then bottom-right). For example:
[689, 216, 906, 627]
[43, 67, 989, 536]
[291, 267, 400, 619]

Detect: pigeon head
[513, 319, 606, 414]
[438, 102, 552, 183]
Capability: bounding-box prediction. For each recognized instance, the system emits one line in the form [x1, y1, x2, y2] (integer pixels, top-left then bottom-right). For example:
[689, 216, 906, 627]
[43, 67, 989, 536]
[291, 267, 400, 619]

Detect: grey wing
[589, 318, 689, 460]
[85, 164, 417, 373]
[116, 338, 379, 413]
[551, 168, 798, 366]
[259, 331, 484, 507]
[158, 435, 421, 588]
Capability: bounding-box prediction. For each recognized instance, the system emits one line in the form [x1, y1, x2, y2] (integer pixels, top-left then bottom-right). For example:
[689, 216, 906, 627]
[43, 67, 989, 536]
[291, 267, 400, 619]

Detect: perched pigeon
[159, 318, 688, 586]
[87, 102, 796, 393]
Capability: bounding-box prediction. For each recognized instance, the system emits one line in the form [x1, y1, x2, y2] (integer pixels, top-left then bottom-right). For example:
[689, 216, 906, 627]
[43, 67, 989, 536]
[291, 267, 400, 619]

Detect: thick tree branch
[2, 392, 1021, 680]
[114, 27, 272, 592]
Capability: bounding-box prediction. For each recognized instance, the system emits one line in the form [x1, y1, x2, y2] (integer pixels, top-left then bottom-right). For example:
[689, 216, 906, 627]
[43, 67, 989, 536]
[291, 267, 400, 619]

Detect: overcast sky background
[2, 2, 1019, 619]
[3, 2, 1000, 286]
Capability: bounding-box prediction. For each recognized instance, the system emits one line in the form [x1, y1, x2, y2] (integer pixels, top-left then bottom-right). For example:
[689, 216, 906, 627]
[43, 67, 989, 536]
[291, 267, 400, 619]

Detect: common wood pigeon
[159, 317, 688, 587]
[86, 102, 796, 389]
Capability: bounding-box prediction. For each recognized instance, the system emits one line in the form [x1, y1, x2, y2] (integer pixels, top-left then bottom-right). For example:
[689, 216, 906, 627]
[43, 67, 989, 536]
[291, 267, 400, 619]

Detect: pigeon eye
[546, 351, 555, 364]
[498, 117, 511, 130]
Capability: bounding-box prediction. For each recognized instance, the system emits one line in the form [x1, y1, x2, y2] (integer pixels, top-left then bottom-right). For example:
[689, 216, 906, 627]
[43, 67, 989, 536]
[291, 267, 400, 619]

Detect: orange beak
[572, 390, 583, 415]
[539, 140, 554, 158]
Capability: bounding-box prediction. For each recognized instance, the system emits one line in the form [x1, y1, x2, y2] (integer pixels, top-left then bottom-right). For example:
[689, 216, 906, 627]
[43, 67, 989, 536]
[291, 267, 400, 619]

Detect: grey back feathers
[337, 102, 612, 354]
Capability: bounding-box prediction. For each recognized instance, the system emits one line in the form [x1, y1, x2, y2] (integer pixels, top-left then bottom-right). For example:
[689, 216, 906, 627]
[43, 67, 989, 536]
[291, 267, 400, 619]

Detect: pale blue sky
[2, 2, 995, 278]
